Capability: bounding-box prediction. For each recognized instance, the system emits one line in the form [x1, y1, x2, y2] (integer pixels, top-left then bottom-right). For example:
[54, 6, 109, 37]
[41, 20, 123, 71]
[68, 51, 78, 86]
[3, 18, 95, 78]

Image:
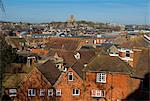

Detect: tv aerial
[0, 0, 6, 16]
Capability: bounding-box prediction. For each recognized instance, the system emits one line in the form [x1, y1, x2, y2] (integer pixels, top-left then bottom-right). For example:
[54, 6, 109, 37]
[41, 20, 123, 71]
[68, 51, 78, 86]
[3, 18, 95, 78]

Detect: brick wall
[85, 72, 140, 101]
[13, 68, 52, 101]
[54, 68, 84, 101]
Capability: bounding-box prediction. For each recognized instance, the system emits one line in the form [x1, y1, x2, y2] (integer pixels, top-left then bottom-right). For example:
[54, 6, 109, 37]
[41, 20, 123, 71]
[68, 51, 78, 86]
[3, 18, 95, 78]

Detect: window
[48, 89, 53, 96]
[56, 89, 61, 96]
[126, 51, 130, 57]
[91, 90, 105, 97]
[28, 89, 36, 96]
[40, 89, 45, 96]
[72, 89, 80, 96]
[101, 90, 105, 97]
[74, 53, 80, 60]
[63, 67, 67, 72]
[96, 73, 106, 83]
[68, 72, 73, 81]
[9, 89, 17, 97]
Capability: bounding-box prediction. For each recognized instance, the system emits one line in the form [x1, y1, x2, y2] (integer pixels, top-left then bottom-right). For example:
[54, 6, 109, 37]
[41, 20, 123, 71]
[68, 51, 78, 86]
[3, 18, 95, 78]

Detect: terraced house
[3, 46, 149, 101]
[2, 33, 149, 101]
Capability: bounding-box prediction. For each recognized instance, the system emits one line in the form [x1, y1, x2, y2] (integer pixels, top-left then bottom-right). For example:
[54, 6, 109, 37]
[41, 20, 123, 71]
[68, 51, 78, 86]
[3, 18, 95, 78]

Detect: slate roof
[84, 54, 133, 74]
[132, 48, 150, 78]
[71, 50, 96, 79]
[38, 60, 61, 85]
[113, 35, 129, 45]
[54, 49, 97, 79]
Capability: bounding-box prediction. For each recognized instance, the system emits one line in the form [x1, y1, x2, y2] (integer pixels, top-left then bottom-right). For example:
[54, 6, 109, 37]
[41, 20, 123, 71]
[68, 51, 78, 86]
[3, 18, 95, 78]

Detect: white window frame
[48, 89, 53, 96]
[9, 89, 17, 97]
[56, 89, 61, 96]
[40, 89, 45, 96]
[91, 90, 105, 97]
[96, 73, 106, 83]
[28, 89, 36, 96]
[72, 88, 80, 96]
[63, 67, 67, 72]
[68, 72, 73, 81]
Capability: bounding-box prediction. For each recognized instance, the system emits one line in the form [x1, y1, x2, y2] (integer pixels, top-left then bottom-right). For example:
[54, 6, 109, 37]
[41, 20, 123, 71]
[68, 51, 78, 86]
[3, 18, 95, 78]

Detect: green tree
[0, 35, 16, 68]
[0, 33, 17, 98]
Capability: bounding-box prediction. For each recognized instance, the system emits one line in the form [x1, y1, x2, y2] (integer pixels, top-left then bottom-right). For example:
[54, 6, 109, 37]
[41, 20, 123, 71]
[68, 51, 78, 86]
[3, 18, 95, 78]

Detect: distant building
[67, 15, 77, 28]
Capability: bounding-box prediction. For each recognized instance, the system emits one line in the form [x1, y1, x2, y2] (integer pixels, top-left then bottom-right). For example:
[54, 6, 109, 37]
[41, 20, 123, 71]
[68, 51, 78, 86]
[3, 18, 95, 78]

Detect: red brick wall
[13, 67, 141, 101]
[85, 72, 140, 101]
[54, 68, 84, 101]
[13, 68, 52, 101]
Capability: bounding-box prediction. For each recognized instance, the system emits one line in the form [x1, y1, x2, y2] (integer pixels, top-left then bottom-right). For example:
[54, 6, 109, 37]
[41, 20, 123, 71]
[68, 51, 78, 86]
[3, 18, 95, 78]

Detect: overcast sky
[0, 0, 149, 24]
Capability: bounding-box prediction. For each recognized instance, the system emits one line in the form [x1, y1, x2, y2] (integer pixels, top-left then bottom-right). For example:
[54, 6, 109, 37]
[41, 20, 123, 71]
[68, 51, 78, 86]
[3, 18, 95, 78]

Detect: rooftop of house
[113, 35, 129, 45]
[71, 49, 97, 79]
[6, 37, 26, 49]
[38, 60, 61, 85]
[48, 49, 98, 79]
[120, 36, 149, 49]
[45, 37, 82, 51]
[132, 48, 150, 78]
[84, 54, 133, 74]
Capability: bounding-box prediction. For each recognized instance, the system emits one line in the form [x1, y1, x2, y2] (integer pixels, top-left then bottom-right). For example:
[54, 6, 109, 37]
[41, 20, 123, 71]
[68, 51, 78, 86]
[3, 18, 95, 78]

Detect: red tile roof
[45, 37, 82, 51]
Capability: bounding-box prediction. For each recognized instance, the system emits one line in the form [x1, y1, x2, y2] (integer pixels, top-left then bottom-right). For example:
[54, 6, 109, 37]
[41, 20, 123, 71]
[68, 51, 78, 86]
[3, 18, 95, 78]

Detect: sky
[0, 0, 150, 24]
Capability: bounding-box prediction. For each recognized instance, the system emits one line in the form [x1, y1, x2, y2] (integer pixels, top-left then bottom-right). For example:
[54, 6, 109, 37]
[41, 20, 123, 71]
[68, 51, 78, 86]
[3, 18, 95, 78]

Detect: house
[12, 60, 61, 101]
[3, 46, 149, 101]
[94, 38, 111, 45]
[107, 44, 119, 56]
[108, 35, 149, 67]
[53, 49, 97, 101]
[8, 49, 96, 101]
[118, 36, 149, 67]
[125, 48, 150, 100]
[83, 54, 140, 101]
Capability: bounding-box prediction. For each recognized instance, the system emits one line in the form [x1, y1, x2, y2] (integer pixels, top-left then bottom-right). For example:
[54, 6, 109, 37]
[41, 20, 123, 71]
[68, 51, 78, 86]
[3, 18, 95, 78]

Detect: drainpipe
[109, 72, 113, 101]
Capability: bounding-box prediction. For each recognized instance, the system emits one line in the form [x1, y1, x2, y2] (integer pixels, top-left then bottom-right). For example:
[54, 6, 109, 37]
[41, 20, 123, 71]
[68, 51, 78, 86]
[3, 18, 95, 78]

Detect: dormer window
[63, 67, 67, 72]
[68, 72, 73, 81]
[96, 73, 106, 83]
[74, 52, 80, 60]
